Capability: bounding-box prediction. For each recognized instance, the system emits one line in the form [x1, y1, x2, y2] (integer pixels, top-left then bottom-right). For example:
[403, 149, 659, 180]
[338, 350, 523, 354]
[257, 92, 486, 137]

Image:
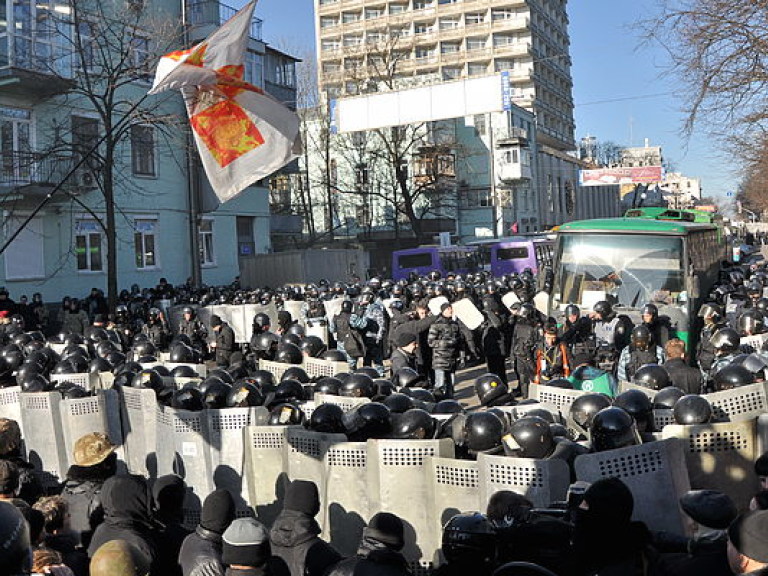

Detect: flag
[149, 1, 301, 204]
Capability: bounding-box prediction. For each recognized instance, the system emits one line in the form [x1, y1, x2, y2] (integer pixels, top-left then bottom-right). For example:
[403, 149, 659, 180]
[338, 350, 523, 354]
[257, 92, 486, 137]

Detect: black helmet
[391, 367, 424, 389]
[60, 384, 89, 400]
[713, 364, 754, 391]
[391, 408, 436, 440]
[287, 324, 306, 338]
[307, 403, 345, 434]
[374, 379, 395, 398]
[281, 366, 310, 384]
[737, 311, 765, 336]
[281, 333, 302, 349]
[254, 332, 279, 352]
[632, 364, 671, 391]
[564, 304, 581, 318]
[171, 365, 198, 378]
[182, 306, 196, 318]
[464, 412, 505, 455]
[172, 387, 204, 411]
[613, 389, 655, 433]
[698, 303, 723, 322]
[274, 379, 306, 403]
[253, 313, 271, 329]
[355, 367, 380, 380]
[52, 360, 76, 375]
[132, 339, 157, 359]
[673, 395, 713, 425]
[520, 407, 557, 423]
[226, 381, 264, 408]
[383, 393, 415, 414]
[132, 369, 164, 391]
[275, 343, 303, 364]
[739, 353, 768, 380]
[323, 350, 347, 362]
[405, 387, 436, 404]
[652, 386, 686, 409]
[630, 325, 652, 351]
[202, 381, 231, 409]
[591, 407, 640, 452]
[442, 512, 496, 566]
[593, 300, 612, 318]
[507, 416, 555, 459]
[314, 377, 342, 396]
[641, 303, 658, 321]
[300, 336, 326, 358]
[89, 357, 112, 374]
[15, 363, 43, 387]
[169, 344, 195, 364]
[568, 393, 612, 437]
[268, 403, 305, 425]
[434, 399, 465, 415]
[710, 328, 740, 354]
[251, 370, 277, 392]
[341, 373, 376, 398]
[20, 373, 51, 393]
[517, 303, 536, 319]
[342, 402, 392, 441]
[474, 373, 510, 407]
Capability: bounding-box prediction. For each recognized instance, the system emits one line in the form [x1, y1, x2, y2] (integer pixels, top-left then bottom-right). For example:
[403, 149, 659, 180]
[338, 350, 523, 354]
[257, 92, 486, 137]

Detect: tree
[579, 138, 624, 167]
[40, 0, 182, 308]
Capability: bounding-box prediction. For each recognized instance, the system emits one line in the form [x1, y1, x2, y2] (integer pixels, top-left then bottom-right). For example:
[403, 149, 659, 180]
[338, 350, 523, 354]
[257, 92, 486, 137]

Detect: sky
[244, 0, 734, 201]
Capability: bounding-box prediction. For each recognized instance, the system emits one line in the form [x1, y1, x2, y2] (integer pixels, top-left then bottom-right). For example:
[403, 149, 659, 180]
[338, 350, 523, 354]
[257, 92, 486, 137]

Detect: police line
[0, 376, 766, 568]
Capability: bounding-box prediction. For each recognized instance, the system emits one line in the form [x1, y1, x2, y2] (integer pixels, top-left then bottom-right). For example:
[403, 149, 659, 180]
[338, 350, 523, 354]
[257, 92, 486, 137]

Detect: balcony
[0, 36, 75, 98]
[0, 152, 77, 206]
[186, 0, 263, 41]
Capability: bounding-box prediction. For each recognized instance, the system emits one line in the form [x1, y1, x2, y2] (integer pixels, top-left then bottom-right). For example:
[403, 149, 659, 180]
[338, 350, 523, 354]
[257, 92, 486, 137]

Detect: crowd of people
[0, 257, 766, 574]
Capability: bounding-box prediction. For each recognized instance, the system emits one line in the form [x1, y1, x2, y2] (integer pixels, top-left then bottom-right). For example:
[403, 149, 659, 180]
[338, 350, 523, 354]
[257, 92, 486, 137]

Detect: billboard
[334, 74, 506, 133]
[579, 166, 664, 187]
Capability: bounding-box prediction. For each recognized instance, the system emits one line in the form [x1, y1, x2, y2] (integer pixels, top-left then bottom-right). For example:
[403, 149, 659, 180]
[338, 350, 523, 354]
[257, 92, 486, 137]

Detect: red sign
[580, 166, 664, 187]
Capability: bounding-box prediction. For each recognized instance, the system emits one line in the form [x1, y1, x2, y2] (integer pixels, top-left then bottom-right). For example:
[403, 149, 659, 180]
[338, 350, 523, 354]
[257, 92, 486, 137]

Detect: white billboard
[334, 73, 508, 133]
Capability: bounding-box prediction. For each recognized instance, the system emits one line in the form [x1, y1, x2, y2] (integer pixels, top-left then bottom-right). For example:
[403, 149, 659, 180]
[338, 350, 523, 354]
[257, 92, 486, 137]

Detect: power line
[576, 92, 673, 107]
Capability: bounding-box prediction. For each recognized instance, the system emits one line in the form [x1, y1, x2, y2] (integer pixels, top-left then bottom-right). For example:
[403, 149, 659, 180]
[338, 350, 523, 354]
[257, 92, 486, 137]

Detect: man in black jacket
[392, 305, 436, 385]
[325, 512, 411, 576]
[389, 332, 418, 374]
[663, 339, 703, 394]
[428, 303, 461, 399]
[270, 480, 341, 576]
[211, 315, 236, 367]
[152, 474, 191, 576]
[180, 489, 236, 576]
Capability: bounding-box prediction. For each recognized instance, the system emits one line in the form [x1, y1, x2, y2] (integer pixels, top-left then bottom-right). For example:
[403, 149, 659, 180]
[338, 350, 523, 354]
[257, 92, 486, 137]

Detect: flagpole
[182, 0, 203, 288]
[0, 92, 152, 256]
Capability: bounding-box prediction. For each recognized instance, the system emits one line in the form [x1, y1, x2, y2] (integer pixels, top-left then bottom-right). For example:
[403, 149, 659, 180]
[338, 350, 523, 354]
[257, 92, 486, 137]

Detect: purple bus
[468, 235, 555, 277]
[391, 245, 480, 281]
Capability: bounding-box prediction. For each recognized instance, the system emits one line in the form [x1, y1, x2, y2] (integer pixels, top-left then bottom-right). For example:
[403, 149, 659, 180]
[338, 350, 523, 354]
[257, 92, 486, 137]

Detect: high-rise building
[314, 0, 575, 152]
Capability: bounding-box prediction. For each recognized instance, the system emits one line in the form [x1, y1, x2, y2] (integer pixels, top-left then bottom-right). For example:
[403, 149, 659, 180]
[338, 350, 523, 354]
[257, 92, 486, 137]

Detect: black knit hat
[284, 480, 320, 517]
[394, 332, 417, 349]
[583, 477, 634, 525]
[210, 315, 223, 328]
[152, 474, 186, 516]
[200, 489, 235, 534]
[728, 510, 768, 563]
[222, 517, 270, 567]
[364, 512, 405, 550]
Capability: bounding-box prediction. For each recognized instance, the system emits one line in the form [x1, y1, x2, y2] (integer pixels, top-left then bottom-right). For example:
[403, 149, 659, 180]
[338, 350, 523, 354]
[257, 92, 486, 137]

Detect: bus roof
[559, 217, 717, 235]
[623, 207, 723, 224]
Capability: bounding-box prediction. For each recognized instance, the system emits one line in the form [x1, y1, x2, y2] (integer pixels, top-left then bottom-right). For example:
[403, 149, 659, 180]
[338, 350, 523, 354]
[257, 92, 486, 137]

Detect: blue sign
[329, 99, 338, 134]
[501, 71, 511, 111]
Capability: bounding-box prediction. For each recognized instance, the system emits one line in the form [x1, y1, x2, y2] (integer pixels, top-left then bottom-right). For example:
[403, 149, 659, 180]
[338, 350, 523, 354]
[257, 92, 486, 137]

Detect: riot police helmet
[314, 376, 342, 396]
[281, 366, 310, 384]
[171, 387, 203, 411]
[632, 364, 671, 390]
[268, 403, 305, 426]
[613, 389, 654, 433]
[342, 402, 392, 441]
[593, 300, 613, 318]
[652, 386, 686, 409]
[300, 336, 326, 358]
[391, 408, 436, 440]
[441, 512, 497, 566]
[383, 392, 415, 414]
[433, 399, 465, 415]
[713, 364, 754, 391]
[274, 379, 306, 403]
[630, 325, 652, 351]
[590, 407, 640, 452]
[391, 367, 424, 389]
[673, 395, 713, 425]
[464, 412, 505, 455]
[474, 373, 510, 407]
[275, 343, 303, 364]
[710, 328, 741, 354]
[568, 393, 612, 436]
[201, 380, 231, 409]
[507, 416, 555, 459]
[341, 372, 376, 398]
[307, 403, 345, 434]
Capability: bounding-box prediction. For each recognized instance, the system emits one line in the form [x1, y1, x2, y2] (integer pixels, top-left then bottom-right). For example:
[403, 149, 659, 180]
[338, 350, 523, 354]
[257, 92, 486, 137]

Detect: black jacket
[481, 311, 505, 358]
[44, 531, 90, 576]
[326, 539, 411, 576]
[154, 513, 192, 576]
[393, 315, 437, 367]
[87, 475, 157, 571]
[60, 459, 115, 547]
[427, 316, 461, 371]
[269, 510, 342, 576]
[664, 357, 703, 395]
[214, 323, 236, 366]
[179, 526, 226, 576]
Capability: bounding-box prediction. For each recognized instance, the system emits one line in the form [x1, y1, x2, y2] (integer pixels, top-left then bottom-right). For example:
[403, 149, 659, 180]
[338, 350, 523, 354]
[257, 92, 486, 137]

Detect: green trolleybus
[550, 217, 728, 350]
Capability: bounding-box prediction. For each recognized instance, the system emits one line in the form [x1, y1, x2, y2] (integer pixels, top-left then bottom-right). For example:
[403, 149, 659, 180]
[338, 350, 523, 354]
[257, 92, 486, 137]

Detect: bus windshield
[555, 234, 685, 309]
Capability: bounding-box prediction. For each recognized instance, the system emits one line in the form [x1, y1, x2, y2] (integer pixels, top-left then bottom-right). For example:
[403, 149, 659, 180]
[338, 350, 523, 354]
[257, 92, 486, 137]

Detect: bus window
[439, 250, 458, 271]
[398, 252, 433, 270]
[497, 246, 529, 261]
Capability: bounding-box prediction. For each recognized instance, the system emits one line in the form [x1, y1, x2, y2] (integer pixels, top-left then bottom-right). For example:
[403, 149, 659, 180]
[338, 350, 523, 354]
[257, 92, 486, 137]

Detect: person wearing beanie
[179, 489, 236, 576]
[389, 332, 418, 374]
[269, 480, 341, 576]
[428, 303, 461, 398]
[326, 512, 411, 576]
[727, 510, 768, 574]
[0, 500, 32, 575]
[90, 539, 150, 576]
[210, 315, 235, 367]
[571, 477, 660, 576]
[224, 518, 272, 576]
[152, 475, 191, 576]
[87, 475, 157, 572]
[60, 432, 118, 548]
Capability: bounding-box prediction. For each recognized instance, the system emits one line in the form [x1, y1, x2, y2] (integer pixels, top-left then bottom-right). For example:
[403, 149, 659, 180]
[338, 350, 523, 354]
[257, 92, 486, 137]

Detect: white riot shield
[452, 298, 484, 330]
[428, 297, 449, 317]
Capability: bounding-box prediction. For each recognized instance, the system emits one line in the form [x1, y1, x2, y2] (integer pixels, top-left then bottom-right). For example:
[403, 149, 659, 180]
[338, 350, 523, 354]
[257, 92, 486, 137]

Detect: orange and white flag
[149, 1, 301, 204]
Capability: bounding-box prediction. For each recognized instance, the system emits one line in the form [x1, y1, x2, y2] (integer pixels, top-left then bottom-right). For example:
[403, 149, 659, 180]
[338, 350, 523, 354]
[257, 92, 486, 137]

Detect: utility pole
[489, 113, 503, 238]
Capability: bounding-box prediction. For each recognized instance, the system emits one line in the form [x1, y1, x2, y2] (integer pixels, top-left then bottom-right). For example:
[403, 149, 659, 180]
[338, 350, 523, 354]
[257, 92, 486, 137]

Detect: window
[355, 163, 369, 188]
[4, 215, 44, 280]
[134, 219, 157, 269]
[199, 218, 215, 266]
[466, 13, 485, 25]
[0, 106, 32, 185]
[76, 21, 95, 71]
[245, 51, 264, 87]
[461, 188, 491, 208]
[466, 37, 486, 50]
[75, 220, 103, 272]
[474, 114, 486, 136]
[130, 34, 151, 79]
[356, 203, 370, 226]
[131, 125, 155, 176]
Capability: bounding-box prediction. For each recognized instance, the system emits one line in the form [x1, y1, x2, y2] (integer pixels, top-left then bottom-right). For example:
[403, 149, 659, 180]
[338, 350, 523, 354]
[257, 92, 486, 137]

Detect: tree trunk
[396, 164, 422, 240]
[104, 140, 118, 311]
